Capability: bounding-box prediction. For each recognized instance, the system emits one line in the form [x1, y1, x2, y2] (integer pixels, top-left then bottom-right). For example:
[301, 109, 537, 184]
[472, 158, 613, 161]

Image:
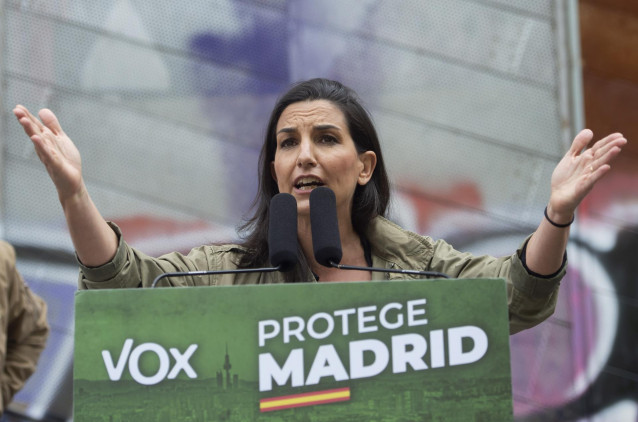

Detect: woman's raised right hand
[13, 105, 84, 205]
[13, 105, 118, 266]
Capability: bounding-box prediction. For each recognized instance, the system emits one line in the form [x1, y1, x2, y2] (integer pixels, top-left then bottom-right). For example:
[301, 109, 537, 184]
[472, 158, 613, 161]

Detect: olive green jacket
[0, 241, 49, 414]
[79, 217, 563, 334]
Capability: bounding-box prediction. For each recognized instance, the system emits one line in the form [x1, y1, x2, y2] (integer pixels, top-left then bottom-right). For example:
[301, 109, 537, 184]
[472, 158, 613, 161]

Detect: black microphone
[309, 185, 342, 267]
[151, 193, 298, 287]
[268, 192, 298, 271]
[309, 186, 449, 279]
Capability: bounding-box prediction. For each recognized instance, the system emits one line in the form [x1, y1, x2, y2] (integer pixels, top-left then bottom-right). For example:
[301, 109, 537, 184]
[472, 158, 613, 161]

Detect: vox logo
[102, 339, 198, 385]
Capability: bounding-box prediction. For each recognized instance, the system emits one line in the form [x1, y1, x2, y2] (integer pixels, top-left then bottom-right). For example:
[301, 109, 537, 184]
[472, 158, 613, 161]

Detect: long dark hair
[239, 78, 390, 279]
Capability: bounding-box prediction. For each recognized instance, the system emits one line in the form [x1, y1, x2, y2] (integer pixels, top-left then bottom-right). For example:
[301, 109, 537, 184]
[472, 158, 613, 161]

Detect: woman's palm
[14, 106, 84, 200]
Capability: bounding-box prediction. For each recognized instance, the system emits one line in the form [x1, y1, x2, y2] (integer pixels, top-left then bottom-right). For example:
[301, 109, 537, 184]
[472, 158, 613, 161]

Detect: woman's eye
[279, 138, 297, 148]
[319, 135, 338, 144]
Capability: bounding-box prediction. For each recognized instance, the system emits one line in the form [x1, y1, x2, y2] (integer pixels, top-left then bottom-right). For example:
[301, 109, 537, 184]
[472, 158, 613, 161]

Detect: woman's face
[271, 100, 376, 219]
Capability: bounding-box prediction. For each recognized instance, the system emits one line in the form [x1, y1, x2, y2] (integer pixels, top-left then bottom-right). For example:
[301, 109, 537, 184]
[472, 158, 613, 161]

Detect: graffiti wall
[0, 0, 635, 420]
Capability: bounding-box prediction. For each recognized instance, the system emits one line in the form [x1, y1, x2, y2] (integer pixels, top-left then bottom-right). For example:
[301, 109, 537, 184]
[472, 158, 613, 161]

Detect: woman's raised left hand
[547, 129, 626, 222]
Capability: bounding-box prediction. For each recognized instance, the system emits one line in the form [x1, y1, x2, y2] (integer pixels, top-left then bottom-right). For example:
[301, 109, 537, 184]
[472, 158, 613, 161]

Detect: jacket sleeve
[78, 222, 214, 289]
[0, 242, 49, 413]
[428, 235, 564, 335]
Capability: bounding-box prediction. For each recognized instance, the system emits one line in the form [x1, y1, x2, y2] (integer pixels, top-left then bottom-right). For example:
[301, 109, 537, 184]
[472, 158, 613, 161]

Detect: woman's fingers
[594, 142, 625, 167]
[569, 129, 593, 155]
[592, 135, 626, 161]
[580, 133, 625, 191]
[588, 132, 623, 157]
[13, 106, 66, 167]
[13, 105, 44, 137]
[582, 134, 626, 176]
[551, 129, 627, 214]
[38, 108, 64, 135]
[566, 130, 626, 175]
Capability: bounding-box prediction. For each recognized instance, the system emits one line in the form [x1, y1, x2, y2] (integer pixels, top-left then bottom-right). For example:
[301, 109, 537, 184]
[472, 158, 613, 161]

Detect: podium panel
[74, 278, 513, 421]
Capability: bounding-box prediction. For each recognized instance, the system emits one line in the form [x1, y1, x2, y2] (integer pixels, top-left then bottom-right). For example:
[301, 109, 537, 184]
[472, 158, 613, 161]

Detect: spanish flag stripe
[261, 387, 350, 404]
[261, 389, 349, 408]
[260, 387, 350, 412]
[261, 395, 350, 412]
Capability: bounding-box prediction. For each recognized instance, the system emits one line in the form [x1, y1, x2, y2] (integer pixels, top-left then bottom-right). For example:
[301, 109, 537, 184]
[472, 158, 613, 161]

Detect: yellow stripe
[261, 390, 350, 409]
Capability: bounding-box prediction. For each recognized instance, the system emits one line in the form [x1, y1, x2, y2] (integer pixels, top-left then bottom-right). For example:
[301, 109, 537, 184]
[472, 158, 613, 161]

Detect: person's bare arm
[525, 129, 626, 275]
[13, 106, 117, 267]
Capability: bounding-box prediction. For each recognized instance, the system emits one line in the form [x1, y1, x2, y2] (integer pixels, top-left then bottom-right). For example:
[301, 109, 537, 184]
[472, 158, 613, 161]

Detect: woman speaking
[13, 78, 626, 334]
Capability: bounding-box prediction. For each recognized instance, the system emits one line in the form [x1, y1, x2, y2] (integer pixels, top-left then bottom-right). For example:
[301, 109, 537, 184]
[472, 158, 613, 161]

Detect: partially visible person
[0, 241, 49, 415]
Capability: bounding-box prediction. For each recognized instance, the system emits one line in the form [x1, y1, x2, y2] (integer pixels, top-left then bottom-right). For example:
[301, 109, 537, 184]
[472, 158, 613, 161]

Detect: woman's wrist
[59, 183, 89, 211]
[544, 205, 574, 228]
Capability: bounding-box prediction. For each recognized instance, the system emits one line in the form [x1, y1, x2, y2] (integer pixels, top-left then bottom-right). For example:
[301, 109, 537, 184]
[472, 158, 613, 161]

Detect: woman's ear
[270, 161, 278, 182]
[357, 151, 377, 185]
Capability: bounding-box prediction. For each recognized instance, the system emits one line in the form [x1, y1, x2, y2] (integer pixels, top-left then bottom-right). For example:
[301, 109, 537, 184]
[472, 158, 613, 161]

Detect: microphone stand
[151, 193, 298, 288]
[328, 260, 450, 279]
[151, 266, 284, 288]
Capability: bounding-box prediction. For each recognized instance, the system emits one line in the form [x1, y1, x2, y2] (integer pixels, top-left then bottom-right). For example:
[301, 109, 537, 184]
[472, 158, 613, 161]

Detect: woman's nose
[296, 139, 317, 167]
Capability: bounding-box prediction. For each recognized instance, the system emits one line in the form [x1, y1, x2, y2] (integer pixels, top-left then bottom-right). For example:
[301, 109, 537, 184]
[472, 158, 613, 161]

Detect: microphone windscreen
[310, 187, 342, 267]
[268, 193, 298, 272]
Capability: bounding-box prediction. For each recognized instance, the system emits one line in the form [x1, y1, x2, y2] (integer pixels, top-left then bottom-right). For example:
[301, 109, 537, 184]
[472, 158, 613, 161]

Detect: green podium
[74, 278, 513, 421]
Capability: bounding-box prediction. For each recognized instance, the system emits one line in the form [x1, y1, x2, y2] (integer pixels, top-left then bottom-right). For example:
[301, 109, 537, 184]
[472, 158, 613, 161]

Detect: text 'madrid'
[257, 298, 488, 392]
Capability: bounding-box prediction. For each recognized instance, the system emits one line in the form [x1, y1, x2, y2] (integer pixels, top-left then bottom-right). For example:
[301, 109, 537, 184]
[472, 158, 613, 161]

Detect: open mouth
[295, 177, 325, 191]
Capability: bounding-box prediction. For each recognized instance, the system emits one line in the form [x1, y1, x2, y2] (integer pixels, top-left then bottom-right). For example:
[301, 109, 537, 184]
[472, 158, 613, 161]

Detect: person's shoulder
[0, 240, 16, 262]
[367, 216, 435, 259]
[193, 243, 253, 271]
[205, 243, 250, 255]
[185, 243, 251, 261]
